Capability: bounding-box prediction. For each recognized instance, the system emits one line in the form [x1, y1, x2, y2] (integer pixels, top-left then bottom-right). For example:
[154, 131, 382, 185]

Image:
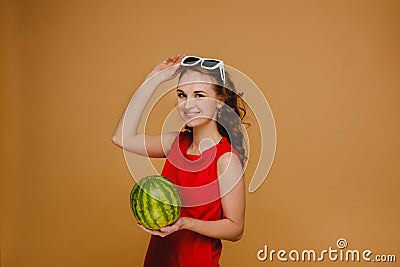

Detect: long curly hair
[178, 65, 249, 167]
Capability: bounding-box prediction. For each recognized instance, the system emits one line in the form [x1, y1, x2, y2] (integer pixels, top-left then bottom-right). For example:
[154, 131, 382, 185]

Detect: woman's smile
[183, 110, 201, 119]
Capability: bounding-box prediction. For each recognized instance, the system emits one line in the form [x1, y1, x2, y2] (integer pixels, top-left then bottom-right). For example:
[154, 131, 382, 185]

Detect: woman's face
[176, 71, 221, 128]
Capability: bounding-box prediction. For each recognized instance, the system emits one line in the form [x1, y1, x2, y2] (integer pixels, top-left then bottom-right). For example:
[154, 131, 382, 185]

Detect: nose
[184, 98, 195, 110]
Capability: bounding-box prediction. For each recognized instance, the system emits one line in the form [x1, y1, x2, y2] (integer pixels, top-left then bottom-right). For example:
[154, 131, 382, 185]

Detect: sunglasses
[180, 56, 225, 84]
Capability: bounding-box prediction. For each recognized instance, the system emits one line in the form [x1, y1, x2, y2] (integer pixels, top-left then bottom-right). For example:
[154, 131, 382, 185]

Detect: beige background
[1, 0, 399, 266]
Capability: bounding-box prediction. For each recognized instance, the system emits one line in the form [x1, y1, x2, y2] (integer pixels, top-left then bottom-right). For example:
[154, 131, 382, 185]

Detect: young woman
[112, 54, 247, 267]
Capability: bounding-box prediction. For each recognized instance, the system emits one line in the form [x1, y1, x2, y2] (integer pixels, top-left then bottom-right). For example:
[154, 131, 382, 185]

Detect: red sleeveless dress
[143, 131, 239, 267]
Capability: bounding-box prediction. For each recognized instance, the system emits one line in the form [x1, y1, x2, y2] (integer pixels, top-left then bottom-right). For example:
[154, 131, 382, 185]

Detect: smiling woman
[112, 54, 248, 267]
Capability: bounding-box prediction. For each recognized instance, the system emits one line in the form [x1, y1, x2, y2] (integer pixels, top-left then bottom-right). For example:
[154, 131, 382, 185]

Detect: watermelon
[130, 175, 181, 230]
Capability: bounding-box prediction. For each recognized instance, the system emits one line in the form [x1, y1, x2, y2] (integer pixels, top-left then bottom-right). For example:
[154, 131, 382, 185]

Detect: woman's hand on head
[137, 218, 185, 237]
[145, 54, 186, 82]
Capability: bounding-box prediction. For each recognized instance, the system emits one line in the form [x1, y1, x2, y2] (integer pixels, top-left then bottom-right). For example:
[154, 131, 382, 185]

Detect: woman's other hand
[137, 217, 185, 237]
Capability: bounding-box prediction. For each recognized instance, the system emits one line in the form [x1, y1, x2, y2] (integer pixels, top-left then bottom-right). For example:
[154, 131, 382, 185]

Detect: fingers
[159, 225, 176, 233]
[159, 226, 172, 233]
[146, 54, 186, 82]
[159, 218, 182, 233]
[164, 53, 186, 67]
[137, 223, 171, 237]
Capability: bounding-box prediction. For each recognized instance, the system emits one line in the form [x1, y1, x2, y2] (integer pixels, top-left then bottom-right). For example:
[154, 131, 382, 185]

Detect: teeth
[185, 112, 199, 115]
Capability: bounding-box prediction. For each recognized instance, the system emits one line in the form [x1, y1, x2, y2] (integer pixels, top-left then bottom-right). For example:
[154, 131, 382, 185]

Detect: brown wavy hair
[178, 65, 249, 167]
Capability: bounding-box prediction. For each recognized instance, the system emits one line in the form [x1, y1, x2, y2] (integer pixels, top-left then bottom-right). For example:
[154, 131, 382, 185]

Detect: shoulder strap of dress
[216, 137, 241, 162]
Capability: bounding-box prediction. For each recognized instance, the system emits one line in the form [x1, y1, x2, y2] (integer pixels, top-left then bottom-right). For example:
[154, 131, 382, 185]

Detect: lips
[183, 111, 200, 119]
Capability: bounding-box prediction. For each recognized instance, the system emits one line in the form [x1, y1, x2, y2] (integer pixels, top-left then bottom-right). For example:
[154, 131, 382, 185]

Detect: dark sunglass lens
[183, 56, 200, 64]
[202, 59, 219, 68]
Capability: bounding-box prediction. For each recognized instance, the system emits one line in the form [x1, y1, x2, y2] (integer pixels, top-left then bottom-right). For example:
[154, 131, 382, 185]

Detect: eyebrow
[176, 89, 208, 95]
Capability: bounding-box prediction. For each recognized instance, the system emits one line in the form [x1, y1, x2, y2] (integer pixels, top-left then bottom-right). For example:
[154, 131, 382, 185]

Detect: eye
[177, 92, 186, 98]
[195, 93, 205, 98]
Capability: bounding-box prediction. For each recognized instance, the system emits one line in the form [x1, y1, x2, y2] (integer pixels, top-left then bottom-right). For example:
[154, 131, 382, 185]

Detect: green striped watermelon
[130, 175, 181, 230]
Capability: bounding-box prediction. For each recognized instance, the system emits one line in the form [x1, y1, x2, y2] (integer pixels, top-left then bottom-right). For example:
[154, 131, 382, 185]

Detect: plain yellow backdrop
[1, 0, 399, 266]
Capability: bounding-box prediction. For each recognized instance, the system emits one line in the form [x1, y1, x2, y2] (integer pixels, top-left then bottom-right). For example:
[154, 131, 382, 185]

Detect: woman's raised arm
[111, 54, 186, 157]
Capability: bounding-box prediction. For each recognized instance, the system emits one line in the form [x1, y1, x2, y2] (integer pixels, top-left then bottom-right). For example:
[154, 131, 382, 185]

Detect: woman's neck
[188, 121, 223, 155]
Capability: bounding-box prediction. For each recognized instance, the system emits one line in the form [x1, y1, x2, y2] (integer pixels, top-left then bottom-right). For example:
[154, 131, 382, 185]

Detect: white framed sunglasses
[180, 56, 225, 84]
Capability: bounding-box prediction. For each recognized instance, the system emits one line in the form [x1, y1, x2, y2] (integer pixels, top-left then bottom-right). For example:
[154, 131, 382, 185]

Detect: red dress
[143, 131, 239, 267]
